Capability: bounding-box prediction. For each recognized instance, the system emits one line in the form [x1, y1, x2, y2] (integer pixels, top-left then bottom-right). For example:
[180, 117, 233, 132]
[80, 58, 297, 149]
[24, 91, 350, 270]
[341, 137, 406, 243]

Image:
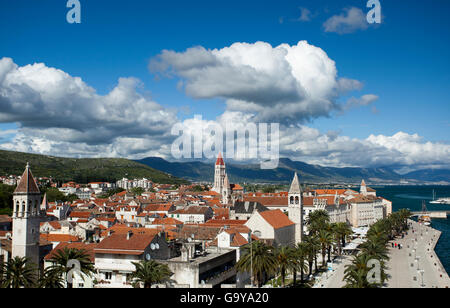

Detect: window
[105, 272, 112, 280]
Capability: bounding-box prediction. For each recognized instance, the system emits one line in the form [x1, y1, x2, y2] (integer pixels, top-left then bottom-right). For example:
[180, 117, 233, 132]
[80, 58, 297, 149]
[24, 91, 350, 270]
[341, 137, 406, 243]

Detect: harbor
[320, 219, 450, 288]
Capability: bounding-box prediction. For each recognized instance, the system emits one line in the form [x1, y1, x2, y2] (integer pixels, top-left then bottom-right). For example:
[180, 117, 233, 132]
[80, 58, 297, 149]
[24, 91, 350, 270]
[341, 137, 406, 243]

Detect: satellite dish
[187, 238, 192, 243]
[146, 253, 151, 261]
[155, 243, 160, 250]
[150, 243, 156, 250]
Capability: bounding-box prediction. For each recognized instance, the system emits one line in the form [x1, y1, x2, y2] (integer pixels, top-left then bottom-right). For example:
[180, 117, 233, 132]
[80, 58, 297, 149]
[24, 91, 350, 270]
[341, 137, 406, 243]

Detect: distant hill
[136, 157, 450, 184]
[136, 157, 410, 184]
[0, 150, 188, 184]
[403, 169, 450, 183]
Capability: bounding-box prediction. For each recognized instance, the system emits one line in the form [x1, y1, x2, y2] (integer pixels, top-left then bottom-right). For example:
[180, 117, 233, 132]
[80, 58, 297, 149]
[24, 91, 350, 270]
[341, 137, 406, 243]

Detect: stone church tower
[12, 163, 42, 266]
[212, 152, 226, 195]
[360, 179, 367, 196]
[288, 173, 303, 244]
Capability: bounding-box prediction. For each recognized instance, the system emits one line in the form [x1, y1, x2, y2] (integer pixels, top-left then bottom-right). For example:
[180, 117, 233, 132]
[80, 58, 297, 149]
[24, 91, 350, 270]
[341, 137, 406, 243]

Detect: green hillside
[0, 150, 189, 184]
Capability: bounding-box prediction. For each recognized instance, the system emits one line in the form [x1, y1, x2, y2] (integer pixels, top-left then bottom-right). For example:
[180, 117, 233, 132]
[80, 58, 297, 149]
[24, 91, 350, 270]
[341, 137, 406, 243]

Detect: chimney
[127, 230, 133, 240]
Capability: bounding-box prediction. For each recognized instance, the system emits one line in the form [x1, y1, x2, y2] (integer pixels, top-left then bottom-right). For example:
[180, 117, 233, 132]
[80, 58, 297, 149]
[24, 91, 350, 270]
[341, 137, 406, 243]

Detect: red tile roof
[95, 233, 156, 255]
[44, 242, 97, 262]
[40, 234, 81, 243]
[69, 211, 92, 218]
[243, 196, 288, 207]
[259, 210, 295, 229]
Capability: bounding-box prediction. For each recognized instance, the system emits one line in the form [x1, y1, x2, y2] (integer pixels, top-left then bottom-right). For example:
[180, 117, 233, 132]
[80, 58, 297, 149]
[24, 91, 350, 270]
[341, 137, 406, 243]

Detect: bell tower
[12, 163, 42, 266]
[288, 172, 303, 244]
[212, 152, 226, 195]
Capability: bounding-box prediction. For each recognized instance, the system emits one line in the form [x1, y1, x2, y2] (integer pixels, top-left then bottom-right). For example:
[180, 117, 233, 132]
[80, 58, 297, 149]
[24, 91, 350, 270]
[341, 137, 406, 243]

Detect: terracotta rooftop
[44, 242, 97, 262]
[40, 234, 82, 243]
[243, 196, 288, 207]
[170, 206, 211, 215]
[95, 232, 156, 255]
[259, 210, 295, 229]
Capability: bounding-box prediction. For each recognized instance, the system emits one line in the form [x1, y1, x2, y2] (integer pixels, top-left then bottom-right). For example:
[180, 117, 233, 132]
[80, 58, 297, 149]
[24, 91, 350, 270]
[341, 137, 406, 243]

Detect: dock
[410, 211, 449, 219]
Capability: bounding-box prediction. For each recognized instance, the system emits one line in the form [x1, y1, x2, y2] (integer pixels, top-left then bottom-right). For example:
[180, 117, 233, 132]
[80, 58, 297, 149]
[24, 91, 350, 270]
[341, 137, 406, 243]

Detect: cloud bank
[0, 46, 448, 172]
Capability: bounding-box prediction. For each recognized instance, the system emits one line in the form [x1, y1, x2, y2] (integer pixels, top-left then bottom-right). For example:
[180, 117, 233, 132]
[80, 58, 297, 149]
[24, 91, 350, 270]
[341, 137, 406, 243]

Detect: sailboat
[429, 189, 450, 205]
[418, 201, 431, 226]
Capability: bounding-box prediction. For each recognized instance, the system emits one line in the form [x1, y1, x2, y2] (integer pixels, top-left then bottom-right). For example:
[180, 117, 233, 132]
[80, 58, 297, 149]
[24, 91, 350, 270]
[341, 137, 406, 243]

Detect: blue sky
[0, 0, 449, 169]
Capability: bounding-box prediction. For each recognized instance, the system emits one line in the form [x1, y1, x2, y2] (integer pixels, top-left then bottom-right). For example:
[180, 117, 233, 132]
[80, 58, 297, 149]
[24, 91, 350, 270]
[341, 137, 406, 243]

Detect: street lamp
[418, 269, 425, 288]
[415, 256, 421, 271]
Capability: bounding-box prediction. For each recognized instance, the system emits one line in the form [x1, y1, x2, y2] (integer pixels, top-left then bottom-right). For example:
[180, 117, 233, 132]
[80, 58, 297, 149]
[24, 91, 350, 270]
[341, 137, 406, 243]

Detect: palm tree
[47, 247, 95, 288]
[306, 210, 330, 236]
[274, 246, 296, 287]
[334, 222, 353, 255]
[235, 241, 277, 287]
[366, 222, 389, 244]
[360, 237, 389, 261]
[343, 253, 386, 288]
[1, 257, 37, 288]
[303, 235, 320, 277]
[318, 229, 333, 267]
[38, 265, 65, 288]
[293, 242, 309, 285]
[128, 260, 173, 288]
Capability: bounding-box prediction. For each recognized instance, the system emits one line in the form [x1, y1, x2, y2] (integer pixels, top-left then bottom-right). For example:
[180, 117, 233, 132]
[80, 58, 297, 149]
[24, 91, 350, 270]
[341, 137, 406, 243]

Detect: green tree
[293, 242, 309, 285]
[47, 247, 95, 288]
[131, 187, 144, 196]
[333, 222, 353, 255]
[128, 260, 173, 288]
[38, 266, 65, 288]
[274, 246, 297, 287]
[343, 254, 384, 288]
[306, 210, 330, 236]
[0, 257, 37, 288]
[235, 241, 278, 287]
[318, 229, 333, 267]
[303, 235, 320, 277]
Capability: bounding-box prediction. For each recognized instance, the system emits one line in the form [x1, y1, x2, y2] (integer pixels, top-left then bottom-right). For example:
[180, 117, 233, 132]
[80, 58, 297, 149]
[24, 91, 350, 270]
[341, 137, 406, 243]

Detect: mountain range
[0, 150, 188, 185]
[0, 149, 448, 185]
[136, 157, 450, 184]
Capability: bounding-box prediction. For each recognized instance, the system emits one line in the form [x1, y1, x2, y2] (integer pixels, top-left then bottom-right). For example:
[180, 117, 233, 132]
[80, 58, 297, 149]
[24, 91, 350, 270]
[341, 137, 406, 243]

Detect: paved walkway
[317, 255, 352, 288]
[315, 219, 450, 288]
[385, 220, 450, 288]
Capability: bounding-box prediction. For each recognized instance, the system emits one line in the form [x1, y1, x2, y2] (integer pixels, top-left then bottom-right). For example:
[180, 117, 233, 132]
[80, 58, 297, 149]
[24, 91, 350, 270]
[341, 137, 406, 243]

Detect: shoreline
[399, 220, 450, 288]
[425, 222, 450, 282]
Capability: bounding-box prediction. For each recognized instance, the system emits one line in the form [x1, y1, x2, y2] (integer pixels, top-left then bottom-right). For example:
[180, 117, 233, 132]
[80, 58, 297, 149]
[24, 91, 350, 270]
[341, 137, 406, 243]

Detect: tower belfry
[12, 163, 42, 265]
[288, 172, 303, 244]
[212, 152, 226, 195]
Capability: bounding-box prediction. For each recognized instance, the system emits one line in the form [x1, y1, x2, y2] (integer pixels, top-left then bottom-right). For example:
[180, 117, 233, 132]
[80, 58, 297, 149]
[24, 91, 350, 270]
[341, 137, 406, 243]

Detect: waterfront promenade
[385, 220, 449, 288]
[318, 219, 449, 288]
